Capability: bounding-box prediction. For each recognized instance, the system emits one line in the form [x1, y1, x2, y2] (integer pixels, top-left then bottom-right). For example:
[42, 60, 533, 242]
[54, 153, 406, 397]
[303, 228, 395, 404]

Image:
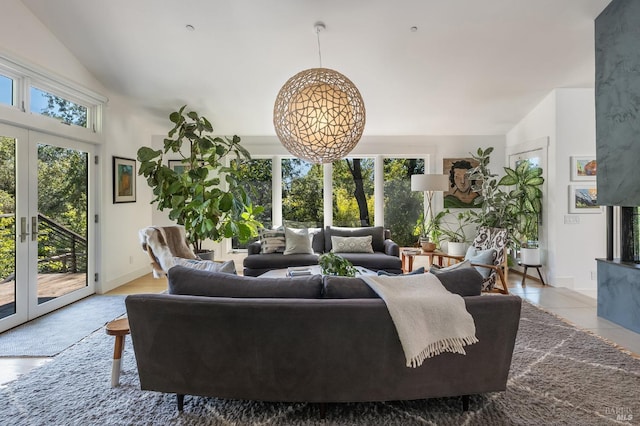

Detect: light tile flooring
[1, 268, 639, 388]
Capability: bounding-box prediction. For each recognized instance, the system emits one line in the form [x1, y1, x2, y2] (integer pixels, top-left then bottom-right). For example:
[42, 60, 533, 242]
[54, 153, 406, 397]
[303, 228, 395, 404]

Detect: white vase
[447, 242, 467, 256]
[520, 248, 541, 265]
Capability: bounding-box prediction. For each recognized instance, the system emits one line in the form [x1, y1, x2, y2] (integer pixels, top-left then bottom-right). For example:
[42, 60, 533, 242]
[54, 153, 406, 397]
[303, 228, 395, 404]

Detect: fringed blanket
[361, 273, 478, 368]
[139, 226, 197, 277]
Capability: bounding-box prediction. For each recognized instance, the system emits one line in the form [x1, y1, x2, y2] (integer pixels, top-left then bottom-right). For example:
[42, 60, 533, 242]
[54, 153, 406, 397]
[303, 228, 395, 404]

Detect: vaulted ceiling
[22, 0, 611, 136]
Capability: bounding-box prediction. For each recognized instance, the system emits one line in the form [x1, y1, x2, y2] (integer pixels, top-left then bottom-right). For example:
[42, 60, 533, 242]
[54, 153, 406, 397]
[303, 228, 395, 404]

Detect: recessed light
[410, 26, 418, 32]
[186, 24, 195, 31]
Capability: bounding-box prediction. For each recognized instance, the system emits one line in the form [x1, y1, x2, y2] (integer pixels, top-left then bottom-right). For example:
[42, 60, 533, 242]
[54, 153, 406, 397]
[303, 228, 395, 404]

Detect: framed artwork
[443, 157, 480, 208]
[570, 156, 597, 181]
[568, 184, 601, 213]
[168, 159, 205, 174]
[113, 156, 136, 203]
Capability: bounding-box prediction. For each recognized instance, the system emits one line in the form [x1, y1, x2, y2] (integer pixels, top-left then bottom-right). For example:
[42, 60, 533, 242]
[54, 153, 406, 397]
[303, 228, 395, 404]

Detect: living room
[1, 0, 639, 424]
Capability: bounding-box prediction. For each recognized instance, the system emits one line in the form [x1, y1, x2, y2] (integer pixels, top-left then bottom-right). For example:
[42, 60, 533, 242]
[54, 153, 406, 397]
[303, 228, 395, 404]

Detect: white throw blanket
[361, 273, 479, 368]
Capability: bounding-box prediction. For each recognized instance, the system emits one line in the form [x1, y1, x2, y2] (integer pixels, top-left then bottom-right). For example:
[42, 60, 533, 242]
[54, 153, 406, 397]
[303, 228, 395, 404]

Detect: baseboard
[98, 267, 150, 294]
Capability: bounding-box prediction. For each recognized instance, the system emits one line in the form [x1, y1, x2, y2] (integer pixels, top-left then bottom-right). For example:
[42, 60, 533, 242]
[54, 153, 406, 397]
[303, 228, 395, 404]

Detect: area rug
[0, 295, 126, 356]
[0, 300, 638, 425]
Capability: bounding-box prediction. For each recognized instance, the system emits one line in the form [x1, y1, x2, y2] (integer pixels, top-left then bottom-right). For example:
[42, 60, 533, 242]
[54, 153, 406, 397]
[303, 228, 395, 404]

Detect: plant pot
[520, 248, 541, 265]
[447, 242, 467, 256]
[421, 241, 436, 252]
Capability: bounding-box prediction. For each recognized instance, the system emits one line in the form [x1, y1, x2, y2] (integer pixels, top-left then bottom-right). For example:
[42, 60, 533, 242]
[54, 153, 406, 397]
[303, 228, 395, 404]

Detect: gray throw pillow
[283, 227, 314, 255]
[429, 259, 473, 275]
[464, 247, 497, 279]
[173, 257, 237, 274]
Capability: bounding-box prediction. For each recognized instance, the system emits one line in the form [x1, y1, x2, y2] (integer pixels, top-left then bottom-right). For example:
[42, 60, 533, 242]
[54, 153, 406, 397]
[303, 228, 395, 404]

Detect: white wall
[507, 88, 605, 293]
[0, 0, 164, 292]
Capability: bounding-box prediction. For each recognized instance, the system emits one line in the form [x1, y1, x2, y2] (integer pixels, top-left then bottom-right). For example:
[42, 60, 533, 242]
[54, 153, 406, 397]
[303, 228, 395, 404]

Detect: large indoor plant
[467, 147, 544, 263]
[137, 105, 263, 254]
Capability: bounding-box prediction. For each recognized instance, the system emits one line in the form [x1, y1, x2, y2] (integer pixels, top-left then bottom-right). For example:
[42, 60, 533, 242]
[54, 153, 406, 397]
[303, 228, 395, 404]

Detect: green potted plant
[439, 210, 469, 256]
[318, 252, 357, 277]
[414, 209, 448, 252]
[498, 160, 544, 265]
[137, 105, 263, 255]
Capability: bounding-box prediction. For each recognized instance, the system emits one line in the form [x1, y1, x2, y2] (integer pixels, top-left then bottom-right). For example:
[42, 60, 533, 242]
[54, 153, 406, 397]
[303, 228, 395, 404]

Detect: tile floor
[1, 268, 639, 389]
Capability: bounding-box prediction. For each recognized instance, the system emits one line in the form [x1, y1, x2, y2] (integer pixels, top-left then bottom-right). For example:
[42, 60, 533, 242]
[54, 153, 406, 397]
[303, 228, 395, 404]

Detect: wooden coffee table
[401, 248, 464, 273]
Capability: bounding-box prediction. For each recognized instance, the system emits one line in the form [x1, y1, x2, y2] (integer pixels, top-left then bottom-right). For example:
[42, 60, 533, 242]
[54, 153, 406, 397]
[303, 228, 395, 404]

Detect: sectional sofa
[242, 226, 403, 276]
[125, 265, 522, 412]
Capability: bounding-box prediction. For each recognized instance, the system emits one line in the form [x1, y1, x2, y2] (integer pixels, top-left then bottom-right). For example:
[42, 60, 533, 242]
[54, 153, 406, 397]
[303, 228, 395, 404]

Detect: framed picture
[113, 156, 136, 203]
[168, 159, 205, 174]
[568, 184, 601, 213]
[570, 156, 597, 181]
[443, 157, 480, 208]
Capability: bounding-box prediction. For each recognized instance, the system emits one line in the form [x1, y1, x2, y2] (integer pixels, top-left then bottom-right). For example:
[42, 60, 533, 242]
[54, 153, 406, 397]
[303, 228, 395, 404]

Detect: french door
[0, 123, 95, 332]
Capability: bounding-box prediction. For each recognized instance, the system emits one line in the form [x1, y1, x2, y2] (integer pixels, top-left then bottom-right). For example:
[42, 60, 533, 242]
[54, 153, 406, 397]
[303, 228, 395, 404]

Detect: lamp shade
[411, 174, 449, 192]
[273, 67, 366, 164]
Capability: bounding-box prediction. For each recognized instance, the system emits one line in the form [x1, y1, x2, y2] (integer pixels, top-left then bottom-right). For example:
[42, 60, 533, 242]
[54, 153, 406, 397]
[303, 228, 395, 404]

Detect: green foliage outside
[384, 158, 424, 247]
[333, 158, 375, 227]
[282, 159, 324, 226]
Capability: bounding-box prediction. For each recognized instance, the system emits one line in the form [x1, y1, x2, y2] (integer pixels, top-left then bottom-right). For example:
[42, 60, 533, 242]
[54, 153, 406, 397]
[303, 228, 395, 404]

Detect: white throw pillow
[331, 235, 374, 253]
[173, 257, 237, 274]
[283, 227, 314, 255]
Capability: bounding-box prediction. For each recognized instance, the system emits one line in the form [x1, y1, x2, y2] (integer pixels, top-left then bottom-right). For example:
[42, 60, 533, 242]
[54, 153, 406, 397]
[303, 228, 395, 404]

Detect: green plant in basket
[318, 252, 357, 277]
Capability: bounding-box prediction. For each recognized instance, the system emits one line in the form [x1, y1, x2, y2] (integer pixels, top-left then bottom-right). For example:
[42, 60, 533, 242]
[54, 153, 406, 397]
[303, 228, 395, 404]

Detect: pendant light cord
[316, 26, 323, 68]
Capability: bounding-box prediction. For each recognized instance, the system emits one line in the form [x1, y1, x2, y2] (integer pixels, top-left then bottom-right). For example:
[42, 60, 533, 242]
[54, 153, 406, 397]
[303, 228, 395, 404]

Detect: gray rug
[0, 295, 126, 356]
[1, 300, 639, 425]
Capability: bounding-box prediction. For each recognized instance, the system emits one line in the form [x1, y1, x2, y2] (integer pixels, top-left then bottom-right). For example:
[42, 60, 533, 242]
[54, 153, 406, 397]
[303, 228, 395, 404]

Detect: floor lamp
[411, 174, 449, 250]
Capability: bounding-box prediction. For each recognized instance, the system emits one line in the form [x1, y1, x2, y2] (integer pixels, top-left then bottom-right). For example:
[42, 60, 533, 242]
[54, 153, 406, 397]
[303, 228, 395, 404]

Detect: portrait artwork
[443, 157, 480, 208]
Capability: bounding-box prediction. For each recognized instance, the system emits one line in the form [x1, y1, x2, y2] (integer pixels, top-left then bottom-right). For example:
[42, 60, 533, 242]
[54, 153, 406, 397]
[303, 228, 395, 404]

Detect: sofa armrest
[384, 239, 399, 257]
[247, 241, 262, 255]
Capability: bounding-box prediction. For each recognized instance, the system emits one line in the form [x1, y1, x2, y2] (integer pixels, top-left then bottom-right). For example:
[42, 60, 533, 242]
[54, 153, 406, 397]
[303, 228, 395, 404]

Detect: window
[332, 158, 374, 227]
[231, 158, 273, 250]
[30, 86, 88, 128]
[383, 158, 425, 247]
[282, 158, 323, 226]
[0, 75, 12, 106]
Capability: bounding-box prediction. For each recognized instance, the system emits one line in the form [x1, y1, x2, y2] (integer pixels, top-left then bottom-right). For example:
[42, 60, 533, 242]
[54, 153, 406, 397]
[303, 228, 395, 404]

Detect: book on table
[287, 266, 312, 277]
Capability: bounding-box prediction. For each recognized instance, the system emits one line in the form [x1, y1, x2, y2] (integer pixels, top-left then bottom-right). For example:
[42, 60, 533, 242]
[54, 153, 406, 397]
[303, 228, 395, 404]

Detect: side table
[106, 317, 130, 387]
[518, 262, 546, 286]
[401, 249, 463, 273]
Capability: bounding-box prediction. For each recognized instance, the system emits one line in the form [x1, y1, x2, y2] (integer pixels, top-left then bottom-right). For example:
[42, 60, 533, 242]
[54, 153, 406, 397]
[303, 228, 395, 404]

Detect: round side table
[518, 262, 546, 286]
[106, 317, 130, 387]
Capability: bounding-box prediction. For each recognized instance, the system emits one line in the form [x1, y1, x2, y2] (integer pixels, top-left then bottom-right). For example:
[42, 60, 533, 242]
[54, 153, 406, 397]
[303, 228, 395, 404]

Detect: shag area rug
[0, 295, 126, 356]
[0, 300, 638, 425]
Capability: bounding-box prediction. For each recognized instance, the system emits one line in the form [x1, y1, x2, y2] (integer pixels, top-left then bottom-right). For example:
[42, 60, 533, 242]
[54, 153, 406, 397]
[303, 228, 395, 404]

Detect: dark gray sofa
[242, 226, 402, 276]
[125, 265, 522, 412]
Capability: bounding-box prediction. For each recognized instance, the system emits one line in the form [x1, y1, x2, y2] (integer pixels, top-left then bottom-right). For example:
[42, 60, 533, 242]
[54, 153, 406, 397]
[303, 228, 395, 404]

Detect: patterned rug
[0, 300, 638, 425]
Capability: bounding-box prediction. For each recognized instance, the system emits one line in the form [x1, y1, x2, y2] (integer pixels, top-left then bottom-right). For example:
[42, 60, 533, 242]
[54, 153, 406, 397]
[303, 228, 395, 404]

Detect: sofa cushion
[322, 267, 482, 299]
[259, 228, 286, 254]
[283, 227, 314, 255]
[331, 235, 374, 253]
[324, 226, 385, 253]
[243, 252, 319, 270]
[338, 252, 402, 272]
[168, 265, 323, 298]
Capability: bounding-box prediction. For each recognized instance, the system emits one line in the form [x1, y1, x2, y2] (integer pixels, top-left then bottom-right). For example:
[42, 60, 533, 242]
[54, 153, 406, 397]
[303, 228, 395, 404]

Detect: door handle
[32, 216, 38, 241]
[20, 217, 29, 242]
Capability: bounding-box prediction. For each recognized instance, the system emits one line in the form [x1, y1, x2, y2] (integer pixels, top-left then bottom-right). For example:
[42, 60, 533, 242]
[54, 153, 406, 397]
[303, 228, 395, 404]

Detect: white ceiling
[22, 0, 611, 136]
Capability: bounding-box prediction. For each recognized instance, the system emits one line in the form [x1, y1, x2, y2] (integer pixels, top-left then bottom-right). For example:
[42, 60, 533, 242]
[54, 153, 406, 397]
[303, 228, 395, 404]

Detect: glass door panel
[0, 135, 16, 319]
[36, 143, 89, 304]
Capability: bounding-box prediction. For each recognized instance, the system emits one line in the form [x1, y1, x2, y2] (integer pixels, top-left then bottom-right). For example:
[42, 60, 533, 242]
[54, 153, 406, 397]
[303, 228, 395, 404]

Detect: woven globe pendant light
[273, 24, 366, 164]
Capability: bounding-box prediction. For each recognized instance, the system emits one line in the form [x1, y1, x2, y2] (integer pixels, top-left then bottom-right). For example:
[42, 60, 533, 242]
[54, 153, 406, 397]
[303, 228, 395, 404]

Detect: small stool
[106, 317, 130, 387]
[518, 262, 546, 286]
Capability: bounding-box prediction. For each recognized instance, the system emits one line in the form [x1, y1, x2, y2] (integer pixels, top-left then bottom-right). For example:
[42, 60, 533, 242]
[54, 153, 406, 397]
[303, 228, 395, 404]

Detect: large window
[30, 87, 88, 128]
[332, 158, 375, 227]
[282, 158, 323, 226]
[232, 158, 273, 249]
[0, 75, 12, 106]
[383, 158, 425, 247]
